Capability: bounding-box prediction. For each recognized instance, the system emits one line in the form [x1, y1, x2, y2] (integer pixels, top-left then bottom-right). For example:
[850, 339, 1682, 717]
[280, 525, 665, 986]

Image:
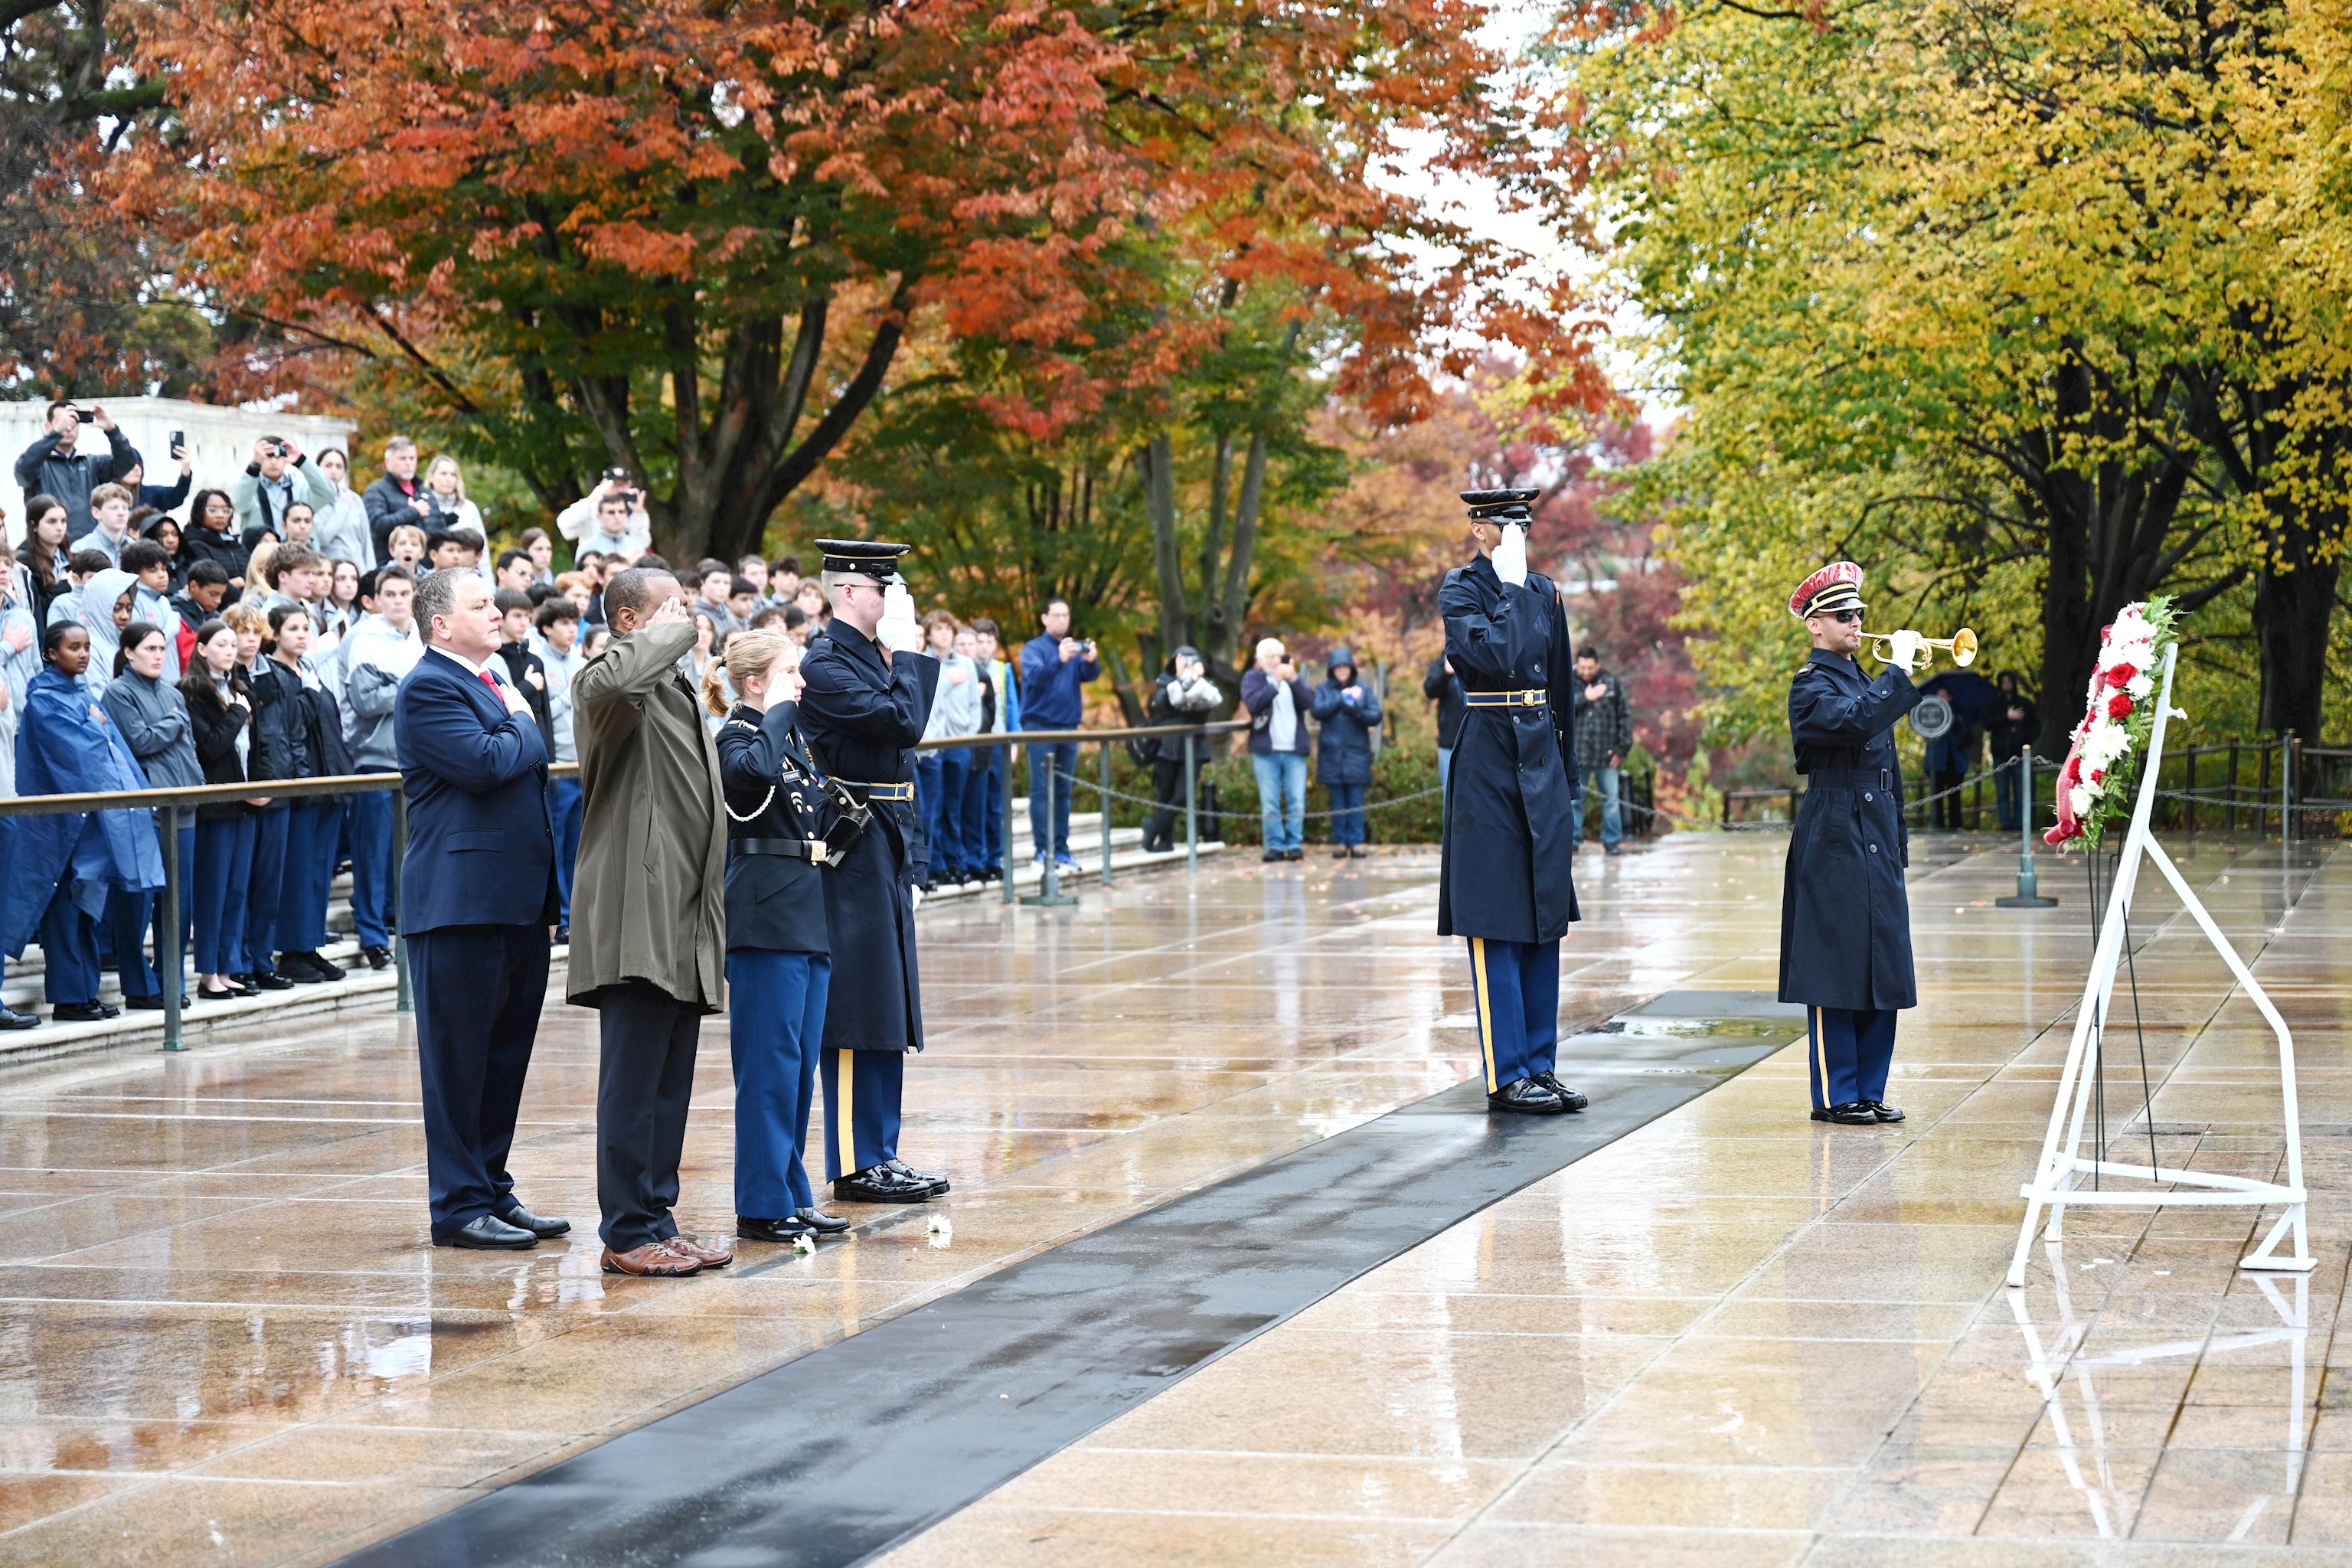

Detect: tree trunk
[2253, 508, 2344, 742]
[1207, 430, 1268, 673]
[1144, 433, 1186, 662]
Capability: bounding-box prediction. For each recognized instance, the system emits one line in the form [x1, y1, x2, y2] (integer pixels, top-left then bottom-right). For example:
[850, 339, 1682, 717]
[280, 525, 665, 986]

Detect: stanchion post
[1001, 744, 1016, 906]
[391, 783, 413, 1013]
[2286, 732, 2299, 845]
[1020, 756, 1077, 907]
[1998, 747, 2056, 908]
[159, 801, 185, 1051]
[1098, 739, 1115, 886]
[1184, 732, 1198, 874]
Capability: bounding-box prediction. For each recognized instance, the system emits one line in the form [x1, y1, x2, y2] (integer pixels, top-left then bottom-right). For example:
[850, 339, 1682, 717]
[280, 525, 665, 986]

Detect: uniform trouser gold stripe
[1471, 937, 1498, 1093]
[836, 1049, 857, 1174]
[1812, 1007, 1827, 1109]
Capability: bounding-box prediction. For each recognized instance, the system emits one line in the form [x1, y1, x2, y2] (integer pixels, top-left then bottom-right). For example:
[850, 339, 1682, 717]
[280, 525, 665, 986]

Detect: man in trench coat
[1437, 489, 1587, 1116]
[799, 539, 944, 1204]
[570, 565, 733, 1276]
[1778, 561, 1922, 1125]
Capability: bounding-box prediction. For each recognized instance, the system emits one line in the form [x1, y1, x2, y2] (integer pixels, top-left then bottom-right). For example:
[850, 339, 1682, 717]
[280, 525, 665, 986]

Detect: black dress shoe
[247, 969, 294, 991]
[1818, 1101, 1880, 1125]
[1870, 1101, 1906, 1122]
[282, 951, 346, 982]
[197, 984, 243, 1001]
[0, 1007, 38, 1031]
[885, 1158, 949, 1196]
[123, 993, 191, 1011]
[1284, 848, 1304, 861]
[553, 926, 570, 944]
[1261, 848, 1282, 862]
[832, 1165, 936, 1204]
[361, 945, 392, 971]
[795, 1207, 852, 1234]
[737, 1214, 814, 1243]
[1535, 1071, 1589, 1112]
[52, 1001, 116, 1022]
[434, 1214, 538, 1250]
[494, 1204, 571, 1236]
[1488, 1076, 1568, 1115]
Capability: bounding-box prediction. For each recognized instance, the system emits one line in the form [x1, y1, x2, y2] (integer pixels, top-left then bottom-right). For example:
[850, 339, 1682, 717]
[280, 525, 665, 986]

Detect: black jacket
[716, 701, 831, 955]
[1991, 691, 2039, 762]
[250, 660, 351, 782]
[14, 426, 136, 534]
[181, 522, 252, 586]
[362, 475, 430, 560]
[1423, 655, 1467, 750]
[1779, 649, 1920, 1011]
[185, 669, 259, 821]
[494, 640, 557, 760]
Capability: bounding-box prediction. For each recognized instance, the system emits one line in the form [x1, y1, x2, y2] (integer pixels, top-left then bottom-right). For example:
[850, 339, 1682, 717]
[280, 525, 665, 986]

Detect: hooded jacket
[1309, 649, 1383, 787]
[3, 666, 165, 957]
[340, 612, 423, 771]
[74, 568, 140, 698]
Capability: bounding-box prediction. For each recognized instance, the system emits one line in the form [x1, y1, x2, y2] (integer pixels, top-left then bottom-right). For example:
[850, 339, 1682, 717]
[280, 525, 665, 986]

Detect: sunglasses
[1820, 609, 1863, 624]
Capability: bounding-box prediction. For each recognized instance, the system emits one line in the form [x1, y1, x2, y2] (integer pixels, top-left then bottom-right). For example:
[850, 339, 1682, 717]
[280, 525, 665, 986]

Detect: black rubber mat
[339, 990, 1798, 1568]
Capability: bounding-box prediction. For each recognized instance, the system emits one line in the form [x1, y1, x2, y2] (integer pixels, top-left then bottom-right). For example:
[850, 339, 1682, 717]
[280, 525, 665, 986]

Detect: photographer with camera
[1241, 638, 1315, 862]
[1018, 597, 1100, 874]
[232, 433, 336, 542]
[556, 470, 652, 567]
[15, 401, 137, 537]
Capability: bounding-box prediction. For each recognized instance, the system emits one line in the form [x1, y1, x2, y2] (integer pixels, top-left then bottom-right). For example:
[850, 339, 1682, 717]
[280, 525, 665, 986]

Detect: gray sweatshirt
[102, 670, 204, 789]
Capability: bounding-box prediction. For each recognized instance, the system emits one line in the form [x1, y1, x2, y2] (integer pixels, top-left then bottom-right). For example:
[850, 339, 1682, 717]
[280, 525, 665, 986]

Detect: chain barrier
[1057, 769, 1447, 820]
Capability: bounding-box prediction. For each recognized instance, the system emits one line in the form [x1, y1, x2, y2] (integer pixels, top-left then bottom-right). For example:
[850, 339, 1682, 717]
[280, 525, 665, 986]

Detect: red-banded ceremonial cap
[1788, 561, 1867, 620]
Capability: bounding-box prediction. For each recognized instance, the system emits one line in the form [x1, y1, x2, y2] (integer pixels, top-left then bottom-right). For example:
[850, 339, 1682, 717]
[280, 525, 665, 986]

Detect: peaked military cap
[816, 538, 911, 585]
[1460, 488, 1539, 523]
[1788, 560, 1867, 619]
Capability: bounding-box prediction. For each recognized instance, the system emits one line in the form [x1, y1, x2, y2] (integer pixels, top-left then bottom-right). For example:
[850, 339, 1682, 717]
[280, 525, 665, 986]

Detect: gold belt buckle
[1520, 690, 1543, 707]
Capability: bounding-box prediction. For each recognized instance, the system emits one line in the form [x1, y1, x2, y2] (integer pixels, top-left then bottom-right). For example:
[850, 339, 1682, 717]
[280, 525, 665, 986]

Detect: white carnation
[2069, 784, 2093, 815]
[2126, 673, 2151, 699]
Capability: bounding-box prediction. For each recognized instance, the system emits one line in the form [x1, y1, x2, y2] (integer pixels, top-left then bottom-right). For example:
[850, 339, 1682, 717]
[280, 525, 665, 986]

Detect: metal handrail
[910, 719, 1250, 751]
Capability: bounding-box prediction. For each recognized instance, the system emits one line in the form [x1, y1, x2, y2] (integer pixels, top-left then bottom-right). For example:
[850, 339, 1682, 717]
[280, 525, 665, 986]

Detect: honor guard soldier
[1780, 562, 1922, 1125]
[797, 539, 950, 1203]
[1439, 489, 1588, 1116]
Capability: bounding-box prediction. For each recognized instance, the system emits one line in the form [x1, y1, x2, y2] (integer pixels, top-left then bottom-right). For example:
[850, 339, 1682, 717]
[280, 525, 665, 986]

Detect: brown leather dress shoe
[601, 1241, 702, 1276]
[664, 1235, 733, 1269]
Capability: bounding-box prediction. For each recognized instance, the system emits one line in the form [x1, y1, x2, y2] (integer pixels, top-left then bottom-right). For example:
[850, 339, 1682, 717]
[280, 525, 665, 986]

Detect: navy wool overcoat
[1436, 555, 1579, 945]
[1778, 649, 1922, 1011]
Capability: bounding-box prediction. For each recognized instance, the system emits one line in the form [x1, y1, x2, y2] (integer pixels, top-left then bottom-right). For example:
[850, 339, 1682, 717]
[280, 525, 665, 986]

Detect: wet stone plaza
[2, 834, 2349, 1566]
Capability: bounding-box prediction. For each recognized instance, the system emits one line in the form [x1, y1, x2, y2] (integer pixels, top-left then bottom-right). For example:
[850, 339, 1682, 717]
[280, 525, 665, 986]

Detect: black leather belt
[839, 780, 913, 802]
[735, 837, 827, 861]
[1805, 766, 1892, 790]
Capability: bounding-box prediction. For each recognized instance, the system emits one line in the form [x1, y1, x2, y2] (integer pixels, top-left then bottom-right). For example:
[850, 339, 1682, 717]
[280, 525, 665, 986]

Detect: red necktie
[479, 670, 501, 700]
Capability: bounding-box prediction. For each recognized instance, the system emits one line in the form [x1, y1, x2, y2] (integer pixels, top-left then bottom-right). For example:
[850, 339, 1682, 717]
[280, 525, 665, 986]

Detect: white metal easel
[2004, 645, 2314, 1289]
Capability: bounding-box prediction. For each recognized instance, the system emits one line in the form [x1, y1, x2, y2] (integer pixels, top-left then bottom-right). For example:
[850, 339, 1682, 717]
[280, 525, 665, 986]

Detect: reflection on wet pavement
[0, 841, 1789, 1565]
[880, 839, 2352, 1566]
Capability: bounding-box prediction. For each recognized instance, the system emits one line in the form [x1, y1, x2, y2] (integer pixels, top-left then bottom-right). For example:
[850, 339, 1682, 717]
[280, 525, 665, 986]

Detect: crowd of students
[0, 410, 837, 1031]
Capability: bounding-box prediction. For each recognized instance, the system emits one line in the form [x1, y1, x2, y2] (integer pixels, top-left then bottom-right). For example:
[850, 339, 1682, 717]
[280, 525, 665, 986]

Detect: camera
[266, 439, 289, 458]
[603, 466, 629, 485]
[1083, 638, 1097, 658]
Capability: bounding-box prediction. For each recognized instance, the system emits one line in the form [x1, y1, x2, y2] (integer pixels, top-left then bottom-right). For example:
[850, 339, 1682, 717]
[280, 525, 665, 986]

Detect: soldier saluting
[1438, 489, 1587, 1116]
[798, 540, 949, 1204]
[1779, 562, 1922, 1125]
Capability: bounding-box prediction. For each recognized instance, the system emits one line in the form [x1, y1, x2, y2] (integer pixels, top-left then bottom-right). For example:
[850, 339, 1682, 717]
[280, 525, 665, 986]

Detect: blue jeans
[550, 777, 584, 923]
[1995, 760, 2023, 831]
[917, 749, 970, 880]
[349, 790, 395, 946]
[1026, 740, 1077, 861]
[1572, 765, 1622, 848]
[1327, 782, 1367, 846]
[975, 746, 1006, 867]
[958, 746, 995, 873]
[1253, 751, 1307, 851]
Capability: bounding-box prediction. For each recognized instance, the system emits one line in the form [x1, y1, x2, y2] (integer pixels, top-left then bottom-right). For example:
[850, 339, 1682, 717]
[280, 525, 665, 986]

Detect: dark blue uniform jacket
[1779, 649, 1921, 1010]
[716, 700, 831, 956]
[798, 622, 940, 1054]
[1436, 555, 1579, 945]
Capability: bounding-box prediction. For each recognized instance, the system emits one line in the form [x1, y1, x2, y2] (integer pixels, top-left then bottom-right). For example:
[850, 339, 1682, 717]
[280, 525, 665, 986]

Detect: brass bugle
[1863, 627, 1977, 672]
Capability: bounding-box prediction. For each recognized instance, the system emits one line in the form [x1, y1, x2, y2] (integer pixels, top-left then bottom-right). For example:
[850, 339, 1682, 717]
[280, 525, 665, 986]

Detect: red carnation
[2105, 664, 2136, 688]
[2106, 691, 2134, 720]
[2090, 767, 2105, 785]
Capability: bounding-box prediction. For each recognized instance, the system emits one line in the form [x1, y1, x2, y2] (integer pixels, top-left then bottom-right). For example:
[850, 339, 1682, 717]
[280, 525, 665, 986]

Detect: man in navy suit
[397, 568, 567, 1250]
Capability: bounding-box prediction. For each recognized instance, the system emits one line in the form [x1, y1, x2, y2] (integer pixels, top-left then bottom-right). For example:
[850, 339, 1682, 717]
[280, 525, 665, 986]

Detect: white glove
[910, 885, 925, 910]
[1492, 522, 1527, 587]
[1885, 629, 1922, 671]
[876, 582, 922, 654]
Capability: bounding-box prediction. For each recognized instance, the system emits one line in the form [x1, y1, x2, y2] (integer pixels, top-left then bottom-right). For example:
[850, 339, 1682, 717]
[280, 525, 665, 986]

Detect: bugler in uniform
[797, 540, 948, 1204]
[1779, 561, 1922, 1125]
[1438, 489, 1588, 1116]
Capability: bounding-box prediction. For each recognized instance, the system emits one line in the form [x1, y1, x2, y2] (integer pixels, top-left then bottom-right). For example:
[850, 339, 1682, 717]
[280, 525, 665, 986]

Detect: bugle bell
[1862, 626, 1977, 673]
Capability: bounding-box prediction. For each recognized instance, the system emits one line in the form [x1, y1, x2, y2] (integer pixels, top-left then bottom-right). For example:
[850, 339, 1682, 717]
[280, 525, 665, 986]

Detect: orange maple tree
[135, 0, 1610, 561]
